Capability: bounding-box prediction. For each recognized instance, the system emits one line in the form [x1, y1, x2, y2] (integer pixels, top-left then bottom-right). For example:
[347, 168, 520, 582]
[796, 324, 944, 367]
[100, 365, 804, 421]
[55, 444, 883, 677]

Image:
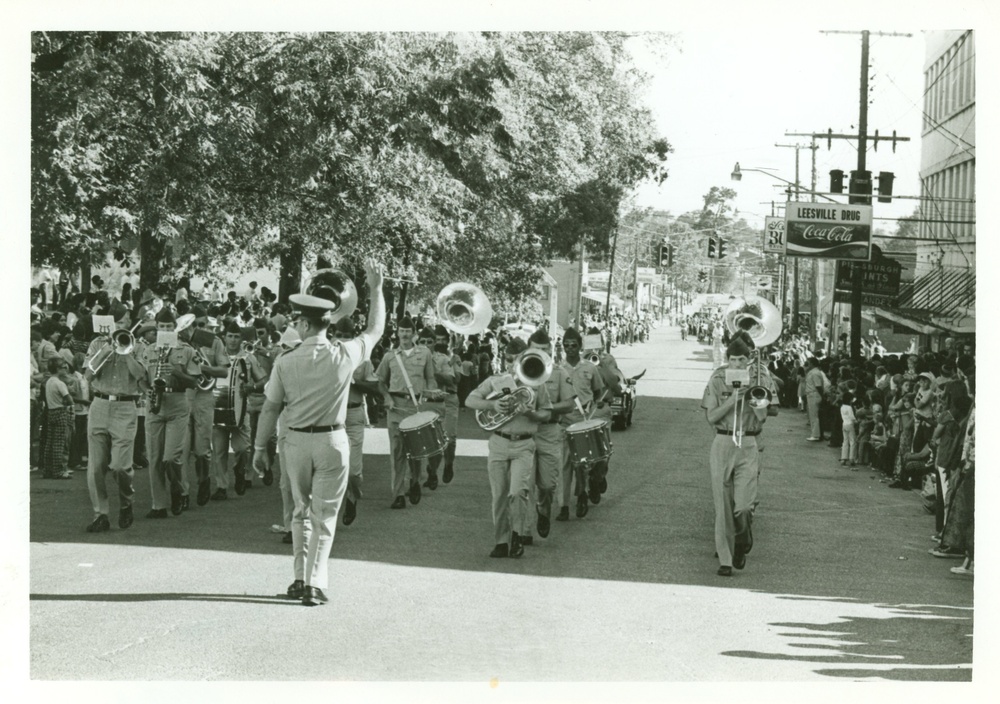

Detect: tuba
[436, 283, 493, 336]
[724, 296, 783, 446]
[298, 268, 359, 324]
[475, 350, 552, 431]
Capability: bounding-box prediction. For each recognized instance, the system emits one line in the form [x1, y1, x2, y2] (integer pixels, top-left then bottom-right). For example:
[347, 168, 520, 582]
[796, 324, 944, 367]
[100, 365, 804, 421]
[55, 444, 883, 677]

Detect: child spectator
[839, 391, 857, 467]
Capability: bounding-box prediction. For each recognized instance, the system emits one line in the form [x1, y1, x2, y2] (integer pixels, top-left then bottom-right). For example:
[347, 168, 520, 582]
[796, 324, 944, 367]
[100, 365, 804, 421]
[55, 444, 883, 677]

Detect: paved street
[28, 322, 973, 682]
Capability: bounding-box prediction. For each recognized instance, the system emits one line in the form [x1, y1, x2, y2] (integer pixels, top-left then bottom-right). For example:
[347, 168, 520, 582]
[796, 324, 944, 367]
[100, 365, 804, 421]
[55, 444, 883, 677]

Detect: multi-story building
[874, 30, 975, 347]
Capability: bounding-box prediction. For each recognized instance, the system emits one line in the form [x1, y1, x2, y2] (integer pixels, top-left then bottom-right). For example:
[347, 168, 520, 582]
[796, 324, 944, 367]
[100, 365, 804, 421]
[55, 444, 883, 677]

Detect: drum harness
[393, 350, 421, 407]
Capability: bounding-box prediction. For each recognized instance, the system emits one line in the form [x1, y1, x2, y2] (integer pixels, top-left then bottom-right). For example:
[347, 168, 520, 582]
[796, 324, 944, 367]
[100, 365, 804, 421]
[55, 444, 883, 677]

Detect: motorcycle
[610, 369, 645, 431]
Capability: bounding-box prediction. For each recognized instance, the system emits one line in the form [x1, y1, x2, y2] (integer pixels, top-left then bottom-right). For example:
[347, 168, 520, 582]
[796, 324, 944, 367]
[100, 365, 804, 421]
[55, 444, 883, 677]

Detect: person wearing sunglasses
[252, 260, 385, 607]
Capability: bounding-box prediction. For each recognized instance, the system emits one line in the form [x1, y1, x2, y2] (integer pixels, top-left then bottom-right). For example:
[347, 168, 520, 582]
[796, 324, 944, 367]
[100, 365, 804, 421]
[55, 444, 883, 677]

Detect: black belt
[390, 392, 413, 399]
[539, 421, 559, 426]
[289, 424, 345, 433]
[347, 402, 364, 409]
[717, 429, 759, 437]
[94, 392, 140, 402]
[494, 430, 534, 441]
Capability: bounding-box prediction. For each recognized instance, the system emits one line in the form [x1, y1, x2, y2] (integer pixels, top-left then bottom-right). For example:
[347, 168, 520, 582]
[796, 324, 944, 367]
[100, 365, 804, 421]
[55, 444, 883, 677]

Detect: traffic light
[877, 171, 895, 203]
[658, 243, 674, 267]
[717, 237, 728, 259]
[849, 169, 872, 205]
[829, 169, 845, 193]
[698, 270, 708, 284]
[707, 236, 717, 258]
[666, 244, 674, 267]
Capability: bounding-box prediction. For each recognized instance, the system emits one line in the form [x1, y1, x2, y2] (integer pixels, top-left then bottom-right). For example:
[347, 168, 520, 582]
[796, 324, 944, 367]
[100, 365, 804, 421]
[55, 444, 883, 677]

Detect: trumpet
[86, 320, 142, 375]
[586, 351, 601, 366]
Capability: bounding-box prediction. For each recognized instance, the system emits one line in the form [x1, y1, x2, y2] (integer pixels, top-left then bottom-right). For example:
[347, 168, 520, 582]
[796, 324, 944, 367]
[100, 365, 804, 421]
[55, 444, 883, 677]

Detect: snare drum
[398, 411, 447, 460]
[565, 418, 613, 467]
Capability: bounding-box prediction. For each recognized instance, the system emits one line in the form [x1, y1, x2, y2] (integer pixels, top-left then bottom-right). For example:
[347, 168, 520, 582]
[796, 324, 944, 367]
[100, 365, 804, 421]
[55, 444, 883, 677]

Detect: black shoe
[537, 513, 551, 538]
[576, 494, 589, 518]
[197, 478, 211, 506]
[390, 496, 406, 509]
[235, 469, 247, 496]
[343, 499, 357, 526]
[489, 543, 509, 558]
[282, 531, 293, 544]
[286, 579, 306, 598]
[599, 476, 608, 494]
[170, 486, 183, 516]
[423, 472, 438, 491]
[118, 505, 133, 530]
[555, 506, 570, 522]
[86, 514, 110, 533]
[509, 533, 524, 558]
[145, 508, 168, 519]
[733, 542, 747, 570]
[211, 488, 227, 501]
[181, 495, 190, 511]
[443, 465, 454, 484]
[743, 522, 754, 555]
[520, 535, 534, 547]
[262, 466, 274, 487]
[302, 586, 328, 607]
[408, 481, 421, 505]
[717, 566, 733, 577]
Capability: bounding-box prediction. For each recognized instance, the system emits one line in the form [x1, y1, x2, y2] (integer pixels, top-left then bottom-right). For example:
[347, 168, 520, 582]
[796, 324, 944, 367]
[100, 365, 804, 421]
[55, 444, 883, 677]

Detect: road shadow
[29, 592, 302, 606]
[721, 602, 972, 681]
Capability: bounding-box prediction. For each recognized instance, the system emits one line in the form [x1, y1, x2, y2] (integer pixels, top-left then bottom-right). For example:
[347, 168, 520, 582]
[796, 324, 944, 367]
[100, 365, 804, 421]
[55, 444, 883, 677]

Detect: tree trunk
[278, 240, 303, 303]
[139, 230, 165, 294]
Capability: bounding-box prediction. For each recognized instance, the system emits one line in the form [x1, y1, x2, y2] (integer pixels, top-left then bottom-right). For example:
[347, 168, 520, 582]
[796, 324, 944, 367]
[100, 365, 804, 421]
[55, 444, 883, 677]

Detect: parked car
[610, 369, 645, 431]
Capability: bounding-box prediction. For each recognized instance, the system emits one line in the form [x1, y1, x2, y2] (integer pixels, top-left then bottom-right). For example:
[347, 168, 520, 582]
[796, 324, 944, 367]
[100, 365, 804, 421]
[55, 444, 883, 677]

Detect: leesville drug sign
[784, 202, 873, 260]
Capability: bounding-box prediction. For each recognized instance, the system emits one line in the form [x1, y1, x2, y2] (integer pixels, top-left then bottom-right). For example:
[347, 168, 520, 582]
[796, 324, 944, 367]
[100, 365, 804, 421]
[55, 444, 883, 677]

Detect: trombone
[86, 320, 142, 375]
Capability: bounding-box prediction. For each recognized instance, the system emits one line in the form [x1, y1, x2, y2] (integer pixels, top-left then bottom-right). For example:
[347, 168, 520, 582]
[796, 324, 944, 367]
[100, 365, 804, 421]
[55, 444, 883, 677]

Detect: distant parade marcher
[253, 260, 385, 606]
[434, 324, 462, 484]
[83, 317, 148, 532]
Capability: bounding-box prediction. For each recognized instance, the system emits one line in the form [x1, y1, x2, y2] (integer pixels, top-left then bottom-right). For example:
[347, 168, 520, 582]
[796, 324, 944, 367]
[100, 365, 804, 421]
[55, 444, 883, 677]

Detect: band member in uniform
[416, 327, 447, 490]
[252, 260, 385, 606]
[701, 336, 774, 576]
[375, 316, 442, 509]
[433, 324, 462, 484]
[466, 337, 553, 558]
[585, 330, 623, 503]
[527, 329, 576, 541]
[83, 318, 149, 531]
[556, 328, 605, 521]
[213, 322, 267, 499]
[143, 308, 201, 518]
[181, 308, 230, 505]
[333, 316, 380, 526]
[247, 317, 276, 482]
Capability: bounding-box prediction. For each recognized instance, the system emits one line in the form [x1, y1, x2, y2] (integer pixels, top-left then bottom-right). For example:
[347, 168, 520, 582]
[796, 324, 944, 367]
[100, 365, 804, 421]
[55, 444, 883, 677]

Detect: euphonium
[475, 350, 552, 431]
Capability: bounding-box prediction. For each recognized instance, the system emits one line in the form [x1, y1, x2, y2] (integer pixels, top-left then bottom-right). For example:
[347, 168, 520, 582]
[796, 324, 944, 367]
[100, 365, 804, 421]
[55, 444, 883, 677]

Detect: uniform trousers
[533, 422, 563, 519]
[277, 437, 294, 532]
[344, 404, 366, 503]
[487, 434, 535, 545]
[283, 428, 350, 590]
[709, 434, 759, 568]
[386, 399, 432, 498]
[86, 397, 137, 517]
[805, 392, 822, 438]
[212, 417, 251, 490]
[180, 389, 214, 495]
[146, 393, 190, 510]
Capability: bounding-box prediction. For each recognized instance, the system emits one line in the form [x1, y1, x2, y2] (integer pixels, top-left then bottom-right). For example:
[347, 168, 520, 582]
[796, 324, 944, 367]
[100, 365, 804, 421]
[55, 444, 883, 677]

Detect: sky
[629, 29, 928, 229]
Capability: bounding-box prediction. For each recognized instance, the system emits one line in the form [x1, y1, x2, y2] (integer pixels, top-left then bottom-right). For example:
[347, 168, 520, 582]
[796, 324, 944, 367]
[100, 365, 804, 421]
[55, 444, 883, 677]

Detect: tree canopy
[31, 31, 674, 314]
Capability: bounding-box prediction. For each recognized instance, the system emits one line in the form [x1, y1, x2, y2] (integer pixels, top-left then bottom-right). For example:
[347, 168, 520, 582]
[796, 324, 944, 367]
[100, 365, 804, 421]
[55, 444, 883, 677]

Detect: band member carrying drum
[556, 328, 606, 521]
[252, 260, 385, 607]
[332, 316, 380, 526]
[433, 324, 463, 485]
[465, 337, 553, 558]
[212, 322, 267, 500]
[375, 316, 443, 509]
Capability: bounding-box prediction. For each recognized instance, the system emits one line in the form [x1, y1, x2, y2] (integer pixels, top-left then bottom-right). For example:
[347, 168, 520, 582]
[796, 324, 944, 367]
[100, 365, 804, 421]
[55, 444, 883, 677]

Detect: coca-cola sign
[784, 202, 873, 260]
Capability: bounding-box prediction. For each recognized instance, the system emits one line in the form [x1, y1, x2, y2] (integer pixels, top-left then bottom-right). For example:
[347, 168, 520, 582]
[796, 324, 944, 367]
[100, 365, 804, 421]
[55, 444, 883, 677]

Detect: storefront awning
[873, 266, 975, 335]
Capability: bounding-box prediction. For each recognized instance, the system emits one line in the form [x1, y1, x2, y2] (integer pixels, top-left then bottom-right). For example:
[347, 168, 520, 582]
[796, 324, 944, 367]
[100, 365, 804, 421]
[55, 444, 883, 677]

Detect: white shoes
[950, 562, 974, 576]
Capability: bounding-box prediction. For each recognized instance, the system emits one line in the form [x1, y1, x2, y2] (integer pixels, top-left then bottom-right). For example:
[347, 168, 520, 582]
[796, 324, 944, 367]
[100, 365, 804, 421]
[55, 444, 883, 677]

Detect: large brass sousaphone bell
[724, 295, 783, 412]
[436, 282, 493, 336]
[294, 268, 359, 324]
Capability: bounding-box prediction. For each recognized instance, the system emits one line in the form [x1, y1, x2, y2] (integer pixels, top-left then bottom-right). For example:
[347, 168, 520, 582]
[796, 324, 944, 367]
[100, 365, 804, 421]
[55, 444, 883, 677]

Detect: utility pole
[789, 29, 911, 358]
[775, 141, 818, 336]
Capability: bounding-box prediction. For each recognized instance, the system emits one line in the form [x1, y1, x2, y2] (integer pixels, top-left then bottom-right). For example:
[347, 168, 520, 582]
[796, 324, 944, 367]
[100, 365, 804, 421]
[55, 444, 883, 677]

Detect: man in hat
[183, 305, 230, 505]
[82, 317, 149, 532]
[332, 316, 379, 525]
[375, 315, 442, 509]
[252, 260, 385, 606]
[142, 307, 202, 518]
[466, 337, 553, 558]
[701, 336, 773, 577]
[555, 327, 606, 521]
[432, 324, 463, 485]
